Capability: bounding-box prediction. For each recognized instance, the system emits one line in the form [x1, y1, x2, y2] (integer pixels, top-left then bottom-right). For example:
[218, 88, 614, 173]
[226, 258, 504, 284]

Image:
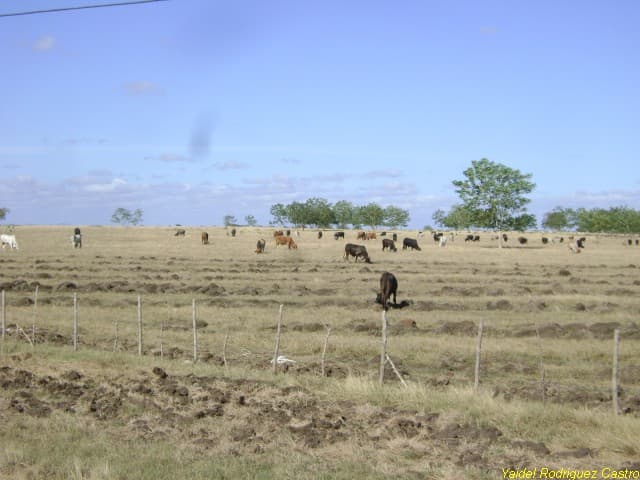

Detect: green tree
[305, 197, 335, 228]
[358, 203, 385, 229]
[223, 215, 238, 227]
[0, 207, 9, 221]
[332, 200, 354, 228]
[452, 158, 536, 244]
[432, 209, 447, 229]
[111, 207, 143, 226]
[245, 215, 257, 227]
[383, 205, 410, 229]
[542, 207, 572, 231]
[286, 202, 307, 228]
[269, 204, 287, 226]
[442, 204, 474, 230]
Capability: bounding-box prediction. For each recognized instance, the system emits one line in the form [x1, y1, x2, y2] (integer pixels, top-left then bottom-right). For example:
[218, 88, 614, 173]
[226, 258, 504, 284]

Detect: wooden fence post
[32, 285, 38, 346]
[222, 333, 229, 374]
[272, 304, 284, 374]
[73, 293, 78, 352]
[137, 295, 142, 357]
[613, 329, 621, 416]
[379, 310, 388, 386]
[474, 319, 484, 392]
[321, 325, 331, 377]
[113, 317, 119, 352]
[192, 299, 198, 363]
[1, 290, 5, 344]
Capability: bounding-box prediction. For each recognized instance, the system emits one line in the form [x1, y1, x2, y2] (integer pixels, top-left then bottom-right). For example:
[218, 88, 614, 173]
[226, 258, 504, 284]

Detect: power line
[0, 0, 169, 18]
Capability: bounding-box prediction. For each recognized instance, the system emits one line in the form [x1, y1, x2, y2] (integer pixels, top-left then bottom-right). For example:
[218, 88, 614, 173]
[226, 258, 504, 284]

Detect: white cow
[0, 234, 18, 250]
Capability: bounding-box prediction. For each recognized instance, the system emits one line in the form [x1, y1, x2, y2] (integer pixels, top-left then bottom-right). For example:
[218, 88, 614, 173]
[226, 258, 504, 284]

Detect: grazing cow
[344, 243, 371, 263]
[375, 272, 398, 311]
[628, 239, 633, 246]
[465, 234, 474, 242]
[382, 238, 397, 252]
[402, 238, 421, 251]
[318, 231, 323, 239]
[380, 231, 387, 236]
[576, 237, 586, 249]
[365, 232, 377, 240]
[274, 230, 284, 237]
[502, 233, 508, 242]
[0, 234, 18, 250]
[569, 242, 582, 254]
[175, 229, 186, 237]
[275, 235, 297, 249]
[356, 231, 366, 240]
[255, 238, 266, 253]
[334, 231, 345, 240]
[392, 233, 397, 242]
[433, 232, 444, 242]
[201, 232, 209, 245]
[518, 236, 528, 245]
[230, 228, 237, 237]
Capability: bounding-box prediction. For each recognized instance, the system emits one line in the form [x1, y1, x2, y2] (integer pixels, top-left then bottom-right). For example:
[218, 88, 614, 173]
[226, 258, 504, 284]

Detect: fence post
[113, 317, 119, 352]
[192, 299, 197, 363]
[321, 325, 331, 377]
[137, 295, 142, 356]
[379, 310, 388, 386]
[222, 333, 229, 374]
[73, 293, 78, 352]
[272, 304, 284, 374]
[474, 319, 484, 392]
[613, 329, 621, 416]
[32, 285, 38, 347]
[1, 290, 5, 344]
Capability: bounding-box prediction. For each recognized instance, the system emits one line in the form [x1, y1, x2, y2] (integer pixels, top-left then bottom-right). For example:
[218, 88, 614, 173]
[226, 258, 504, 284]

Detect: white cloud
[122, 81, 164, 96]
[33, 35, 55, 52]
[212, 160, 249, 170]
[83, 178, 127, 193]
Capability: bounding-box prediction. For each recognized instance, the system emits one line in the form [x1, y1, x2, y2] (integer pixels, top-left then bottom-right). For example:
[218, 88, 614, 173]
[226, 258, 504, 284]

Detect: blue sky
[1, 0, 639, 228]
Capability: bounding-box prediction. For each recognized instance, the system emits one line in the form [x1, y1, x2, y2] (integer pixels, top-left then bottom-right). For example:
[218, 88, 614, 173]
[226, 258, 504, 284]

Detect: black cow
[465, 234, 480, 242]
[433, 232, 444, 242]
[628, 239, 633, 246]
[380, 231, 387, 236]
[518, 236, 528, 245]
[318, 231, 323, 239]
[392, 233, 398, 242]
[344, 243, 371, 263]
[382, 238, 397, 252]
[286, 229, 291, 236]
[230, 228, 237, 237]
[175, 229, 186, 237]
[636, 239, 639, 246]
[72, 227, 82, 248]
[576, 237, 586, 249]
[542, 237, 549, 244]
[255, 238, 266, 253]
[402, 238, 421, 251]
[375, 272, 398, 311]
[334, 231, 345, 240]
[502, 233, 508, 242]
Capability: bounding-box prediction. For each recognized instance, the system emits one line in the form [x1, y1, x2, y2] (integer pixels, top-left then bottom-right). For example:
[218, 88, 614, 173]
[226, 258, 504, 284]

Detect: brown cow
[365, 232, 377, 240]
[344, 243, 371, 263]
[275, 235, 297, 249]
[356, 231, 366, 240]
[201, 232, 209, 245]
[255, 238, 266, 253]
[274, 230, 284, 237]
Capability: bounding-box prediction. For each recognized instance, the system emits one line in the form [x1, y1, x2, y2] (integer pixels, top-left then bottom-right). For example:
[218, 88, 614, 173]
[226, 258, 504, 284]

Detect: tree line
[269, 198, 410, 229]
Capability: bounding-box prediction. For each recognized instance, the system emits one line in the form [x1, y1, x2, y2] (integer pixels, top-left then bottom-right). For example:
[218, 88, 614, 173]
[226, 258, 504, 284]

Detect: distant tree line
[541, 206, 640, 233]
[269, 198, 410, 229]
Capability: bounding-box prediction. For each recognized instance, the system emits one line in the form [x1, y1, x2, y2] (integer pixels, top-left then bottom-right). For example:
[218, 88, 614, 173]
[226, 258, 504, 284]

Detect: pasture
[1, 226, 640, 479]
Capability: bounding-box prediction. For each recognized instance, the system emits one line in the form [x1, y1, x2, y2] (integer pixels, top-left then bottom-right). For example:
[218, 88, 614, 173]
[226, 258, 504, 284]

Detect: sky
[1, 0, 639, 229]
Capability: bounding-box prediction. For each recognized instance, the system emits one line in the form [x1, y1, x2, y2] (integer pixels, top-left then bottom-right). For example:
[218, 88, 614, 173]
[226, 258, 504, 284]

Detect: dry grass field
[1, 225, 640, 479]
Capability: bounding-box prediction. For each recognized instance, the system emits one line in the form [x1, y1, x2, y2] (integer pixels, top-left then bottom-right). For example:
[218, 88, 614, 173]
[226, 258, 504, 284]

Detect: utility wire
[0, 0, 169, 18]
